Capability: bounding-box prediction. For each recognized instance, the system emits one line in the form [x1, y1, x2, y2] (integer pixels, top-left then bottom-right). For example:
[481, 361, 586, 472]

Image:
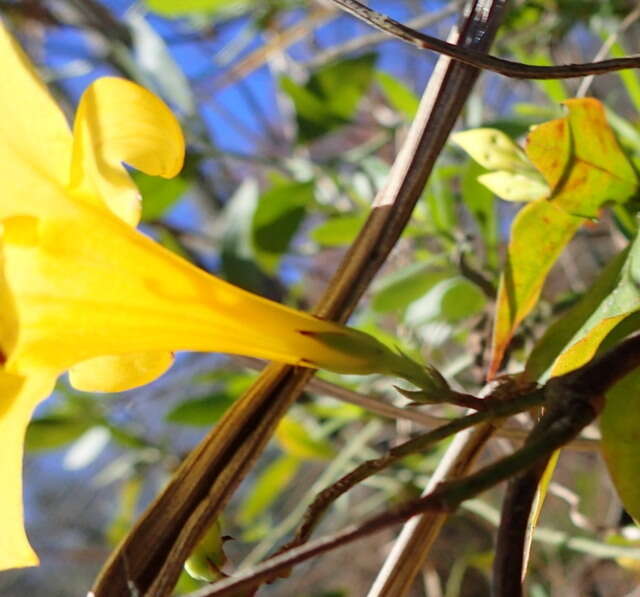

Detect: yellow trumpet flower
[0, 23, 411, 570]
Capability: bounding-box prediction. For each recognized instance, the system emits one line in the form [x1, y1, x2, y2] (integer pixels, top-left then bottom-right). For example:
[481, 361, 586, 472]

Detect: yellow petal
[3, 207, 389, 377]
[0, 371, 56, 571]
[0, 22, 73, 218]
[69, 77, 185, 226]
[69, 351, 174, 393]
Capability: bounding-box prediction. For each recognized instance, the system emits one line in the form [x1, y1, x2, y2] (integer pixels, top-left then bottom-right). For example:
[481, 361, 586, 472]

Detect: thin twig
[234, 355, 600, 451]
[493, 332, 640, 596]
[280, 389, 545, 554]
[185, 421, 574, 597]
[185, 333, 640, 597]
[307, 1, 463, 69]
[493, 452, 551, 597]
[576, 4, 640, 97]
[213, 5, 337, 90]
[329, 0, 640, 79]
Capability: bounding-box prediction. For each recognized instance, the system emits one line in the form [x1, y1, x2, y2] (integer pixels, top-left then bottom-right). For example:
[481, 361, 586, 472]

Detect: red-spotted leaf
[488, 99, 638, 377]
[527, 98, 637, 218]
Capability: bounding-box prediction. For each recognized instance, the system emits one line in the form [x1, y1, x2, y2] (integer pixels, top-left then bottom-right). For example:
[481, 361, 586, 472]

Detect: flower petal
[69, 351, 174, 393]
[0, 371, 56, 571]
[69, 77, 185, 226]
[0, 22, 72, 218]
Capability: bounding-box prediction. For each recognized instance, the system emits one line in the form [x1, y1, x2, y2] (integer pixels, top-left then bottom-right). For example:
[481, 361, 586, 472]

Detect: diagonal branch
[367, 2, 508, 593]
[280, 389, 545, 554]
[328, 0, 640, 79]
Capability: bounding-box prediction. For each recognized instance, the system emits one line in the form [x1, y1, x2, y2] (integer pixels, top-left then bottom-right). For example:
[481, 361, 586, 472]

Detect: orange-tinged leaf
[527, 99, 637, 218]
[489, 201, 581, 377]
[525, 117, 570, 190]
[489, 99, 638, 377]
[566, 99, 637, 187]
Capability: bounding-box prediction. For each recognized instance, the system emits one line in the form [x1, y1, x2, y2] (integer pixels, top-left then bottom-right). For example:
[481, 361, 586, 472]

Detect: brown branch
[307, 1, 463, 69]
[213, 5, 337, 90]
[329, 0, 640, 79]
[183, 418, 583, 597]
[493, 458, 550, 597]
[493, 332, 640, 596]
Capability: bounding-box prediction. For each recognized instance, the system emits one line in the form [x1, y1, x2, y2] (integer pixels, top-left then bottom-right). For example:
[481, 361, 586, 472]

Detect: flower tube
[0, 23, 411, 569]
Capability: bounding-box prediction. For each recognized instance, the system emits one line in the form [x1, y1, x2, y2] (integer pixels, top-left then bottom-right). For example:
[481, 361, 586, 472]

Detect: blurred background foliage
[2, 1, 640, 595]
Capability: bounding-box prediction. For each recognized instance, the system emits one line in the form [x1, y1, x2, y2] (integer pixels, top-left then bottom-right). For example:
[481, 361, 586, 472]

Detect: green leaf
[25, 416, 93, 452]
[311, 213, 366, 246]
[314, 54, 377, 119]
[126, 11, 195, 115]
[237, 454, 300, 526]
[376, 71, 419, 120]
[165, 392, 236, 426]
[146, 0, 250, 16]
[371, 263, 450, 313]
[405, 277, 486, 326]
[252, 179, 314, 271]
[137, 171, 190, 221]
[424, 166, 458, 238]
[601, 368, 640, 523]
[184, 520, 228, 582]
[219, 179, 272, 293]
[281, 54, 376, 143]
[461, 161, 498, 266]
[106, 477, 143, 545]
[610, 42, 640, 112]
[275, 417, 335, 460]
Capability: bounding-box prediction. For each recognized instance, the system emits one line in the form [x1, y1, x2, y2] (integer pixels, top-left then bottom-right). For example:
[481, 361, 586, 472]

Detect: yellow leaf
[477, 171, 549, 202]
[489, 201, 581, 377]
[452, 128, 530, 172]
